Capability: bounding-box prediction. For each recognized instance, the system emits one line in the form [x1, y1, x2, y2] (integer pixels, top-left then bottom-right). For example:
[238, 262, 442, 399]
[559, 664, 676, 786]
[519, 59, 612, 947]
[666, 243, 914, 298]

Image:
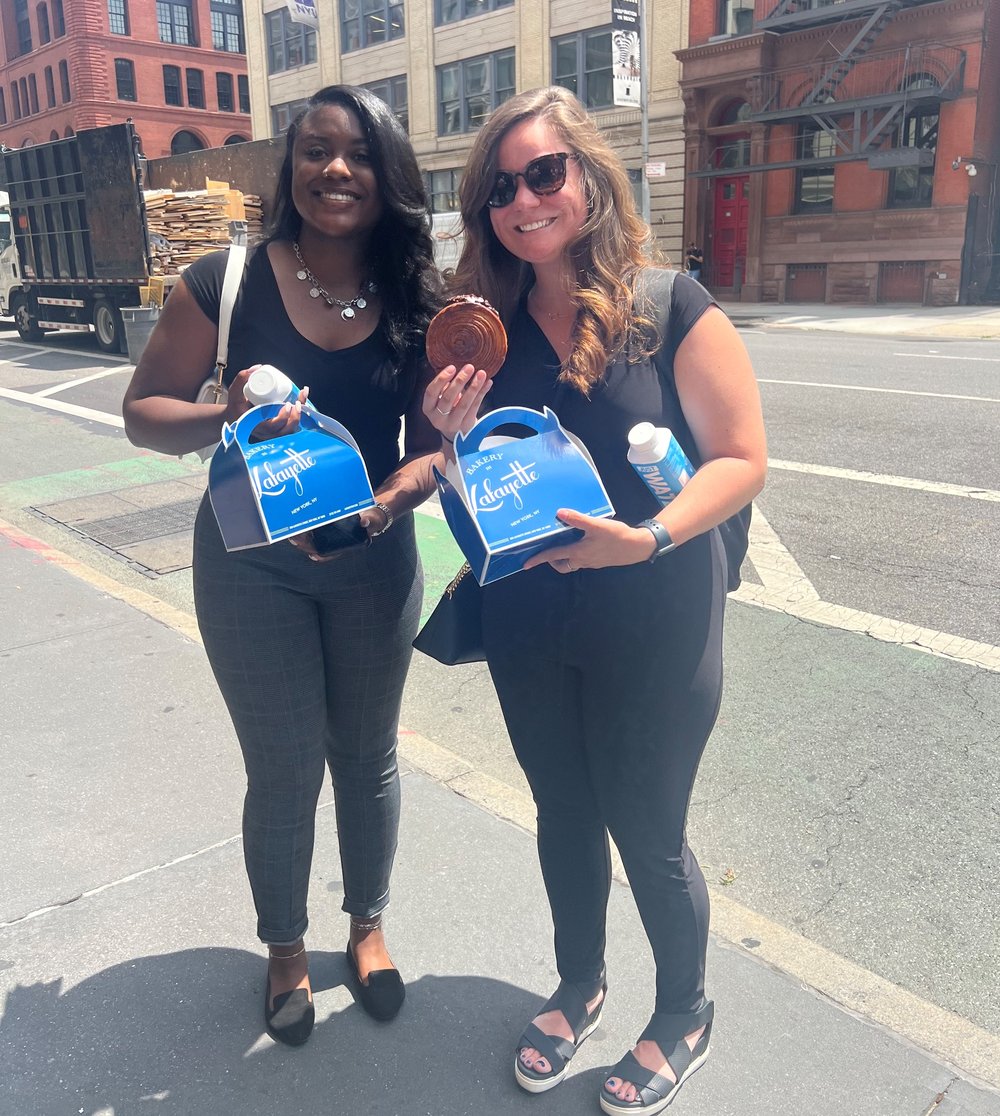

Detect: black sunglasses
[486, 152, 576, 209]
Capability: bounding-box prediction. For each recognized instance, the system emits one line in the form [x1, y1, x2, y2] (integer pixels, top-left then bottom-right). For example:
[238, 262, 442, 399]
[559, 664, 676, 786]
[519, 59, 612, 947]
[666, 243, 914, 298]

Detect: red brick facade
[677, 0, 1000, 305]
[0, 0, 250, 158]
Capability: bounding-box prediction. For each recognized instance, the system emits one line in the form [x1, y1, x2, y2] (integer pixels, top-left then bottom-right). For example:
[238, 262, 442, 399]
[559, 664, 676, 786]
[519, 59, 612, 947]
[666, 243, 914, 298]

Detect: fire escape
[694, 0, 966, 177]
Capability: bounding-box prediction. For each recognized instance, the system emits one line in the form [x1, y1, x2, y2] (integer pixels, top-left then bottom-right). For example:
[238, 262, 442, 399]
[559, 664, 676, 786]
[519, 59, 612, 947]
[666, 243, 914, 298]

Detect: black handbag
[412, 562, 485, 665]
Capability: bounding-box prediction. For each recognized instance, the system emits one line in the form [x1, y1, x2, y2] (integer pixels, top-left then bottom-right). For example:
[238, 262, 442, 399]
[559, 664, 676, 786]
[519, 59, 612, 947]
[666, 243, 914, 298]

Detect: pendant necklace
[292, 242, 376, 321]
[529, 287, 573, 321]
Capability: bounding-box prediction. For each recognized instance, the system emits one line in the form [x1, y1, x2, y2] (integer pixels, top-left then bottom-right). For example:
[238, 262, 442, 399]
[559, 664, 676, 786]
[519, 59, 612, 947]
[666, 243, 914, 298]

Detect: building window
[438, 49, 515, 135]
[0, 89, 6, 125]
[224, 133, 248, 145]
[163, 64, 182, 106]
[435, 0, 512, 25]
[52, 0, 65, 36]
[37, 3, 51, 43]
[211, 0, 244, 52]
[12, 83, 21, 119]
[171, 130, 205, 155]
[265, 9, 317, 72]
[794, 122, 836, 214]
[28, 73, 39, 114]
[44, 64, 54, 106]
[364, 75, 408, 132]
[718, 0, 753, 36]
[216, 71, 234, 112]
[553, 29, 612, 111]
[58, 59, 70, 100]
[341, 0, 404, 52]
[887, 87, 938, 210]
[157, 0, 194, 45]
[426, 168, 462, 212]
[186, 68, 204, 109]
[108, 0, 129, 35]
[271, 99, 310, 136]
[115, 58, 136, 101]
[237, 73, 250, 113]
[15, 0, 32, 55]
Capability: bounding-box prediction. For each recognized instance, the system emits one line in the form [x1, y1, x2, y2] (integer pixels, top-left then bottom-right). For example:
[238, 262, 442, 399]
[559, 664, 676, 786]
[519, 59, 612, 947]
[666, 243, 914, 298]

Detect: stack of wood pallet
[142, 182, 265, 275]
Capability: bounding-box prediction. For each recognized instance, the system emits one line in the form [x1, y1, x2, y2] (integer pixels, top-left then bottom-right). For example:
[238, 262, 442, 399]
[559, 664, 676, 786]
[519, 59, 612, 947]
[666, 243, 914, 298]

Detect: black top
[487, 270, 716, 526]
[182, 246, 419, 489]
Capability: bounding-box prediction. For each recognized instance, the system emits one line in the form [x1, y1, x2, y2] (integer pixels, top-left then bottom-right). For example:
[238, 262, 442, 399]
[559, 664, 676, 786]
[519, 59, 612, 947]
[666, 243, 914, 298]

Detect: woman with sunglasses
[422, 87, 766, 1114]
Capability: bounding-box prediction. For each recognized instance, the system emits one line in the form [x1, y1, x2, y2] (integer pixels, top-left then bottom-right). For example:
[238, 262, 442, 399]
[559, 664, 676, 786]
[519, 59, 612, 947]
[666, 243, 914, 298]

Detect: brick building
[0, 0, 252, 158]
[677, 0, 1000, 305]
[241, 0, 692, 267]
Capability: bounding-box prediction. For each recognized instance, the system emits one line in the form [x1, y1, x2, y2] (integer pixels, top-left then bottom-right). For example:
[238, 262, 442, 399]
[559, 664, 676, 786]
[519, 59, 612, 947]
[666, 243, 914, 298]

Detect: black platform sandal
[513, 977, 607, 1094]
[263, 946, 314, 1047]
[599, 1001, 714, 1115]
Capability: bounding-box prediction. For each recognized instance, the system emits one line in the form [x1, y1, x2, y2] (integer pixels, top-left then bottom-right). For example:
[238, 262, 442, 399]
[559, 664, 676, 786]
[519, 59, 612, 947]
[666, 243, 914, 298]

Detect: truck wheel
[12, 295, 44, 342]
[93, 299, 126, 354]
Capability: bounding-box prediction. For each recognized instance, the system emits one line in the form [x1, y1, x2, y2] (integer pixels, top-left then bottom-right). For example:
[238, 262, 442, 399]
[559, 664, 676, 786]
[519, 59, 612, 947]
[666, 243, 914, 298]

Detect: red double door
[711, 175, 750, 289]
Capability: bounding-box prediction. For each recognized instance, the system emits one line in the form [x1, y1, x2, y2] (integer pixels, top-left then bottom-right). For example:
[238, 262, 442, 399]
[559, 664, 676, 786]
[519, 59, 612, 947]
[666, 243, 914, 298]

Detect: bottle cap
[628, 422, 657, 451]
[244, 365, 294, 405]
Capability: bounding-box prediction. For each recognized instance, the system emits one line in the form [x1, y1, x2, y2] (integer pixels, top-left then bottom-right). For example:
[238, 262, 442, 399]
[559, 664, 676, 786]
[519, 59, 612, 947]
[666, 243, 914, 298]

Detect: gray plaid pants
[193, 497, 422, 944]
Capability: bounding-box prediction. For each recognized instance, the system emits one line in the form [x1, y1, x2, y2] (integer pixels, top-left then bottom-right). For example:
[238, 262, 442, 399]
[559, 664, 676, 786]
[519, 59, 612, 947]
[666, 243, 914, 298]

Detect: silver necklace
[292, 242, 376, 321]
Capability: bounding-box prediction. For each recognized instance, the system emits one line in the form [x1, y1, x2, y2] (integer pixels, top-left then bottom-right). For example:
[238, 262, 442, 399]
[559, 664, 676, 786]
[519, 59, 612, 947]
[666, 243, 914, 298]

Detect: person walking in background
[423, 87, 765, 1113]
[123, 85, 443, 1046]
[685, 242, 704, 283]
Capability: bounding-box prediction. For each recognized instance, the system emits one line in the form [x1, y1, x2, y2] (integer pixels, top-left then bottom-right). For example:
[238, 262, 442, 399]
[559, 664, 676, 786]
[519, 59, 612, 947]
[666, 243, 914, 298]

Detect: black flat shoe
[346, 940, 405, 1022]
[264, 973, 315, 1046]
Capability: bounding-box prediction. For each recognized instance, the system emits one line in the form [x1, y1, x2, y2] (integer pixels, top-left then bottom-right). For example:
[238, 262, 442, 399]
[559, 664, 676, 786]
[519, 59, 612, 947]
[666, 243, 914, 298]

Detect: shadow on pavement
[2, 948, 587, 1115]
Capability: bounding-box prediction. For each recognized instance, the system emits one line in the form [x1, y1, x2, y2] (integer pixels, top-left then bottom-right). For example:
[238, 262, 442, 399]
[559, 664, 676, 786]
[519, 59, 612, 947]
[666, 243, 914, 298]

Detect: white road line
[0, 386, 125, 427]
[769, 459, 1000, 502]
[893, 352, 1000, 362]
[733, 583, 1000, 672]
[746, 505, 819, 602]
[757, 379, 1000, 403]
[34, 364, 134, 396]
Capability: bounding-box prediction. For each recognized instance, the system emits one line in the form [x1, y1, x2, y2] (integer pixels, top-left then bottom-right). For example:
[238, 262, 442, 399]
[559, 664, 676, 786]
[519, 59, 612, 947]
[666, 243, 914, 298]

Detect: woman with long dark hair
[124, 85, 443, 1046]
[423, 87, 766, 1113]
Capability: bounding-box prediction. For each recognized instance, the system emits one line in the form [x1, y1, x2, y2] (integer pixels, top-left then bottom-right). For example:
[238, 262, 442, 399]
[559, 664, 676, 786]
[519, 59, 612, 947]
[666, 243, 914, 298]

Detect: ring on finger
[434, 403, 452, 416]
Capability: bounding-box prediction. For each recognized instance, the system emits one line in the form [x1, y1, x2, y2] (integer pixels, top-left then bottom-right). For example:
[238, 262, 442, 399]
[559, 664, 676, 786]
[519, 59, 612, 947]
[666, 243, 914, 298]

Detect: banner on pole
[611, 1, 641, 108]
[286, 0, 318, 28]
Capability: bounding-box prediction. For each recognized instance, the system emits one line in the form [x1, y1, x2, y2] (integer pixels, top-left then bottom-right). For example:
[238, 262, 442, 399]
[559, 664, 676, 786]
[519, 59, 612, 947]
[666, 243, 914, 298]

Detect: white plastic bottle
[627, 421, 695, 505]
[243, 364, 302, 406]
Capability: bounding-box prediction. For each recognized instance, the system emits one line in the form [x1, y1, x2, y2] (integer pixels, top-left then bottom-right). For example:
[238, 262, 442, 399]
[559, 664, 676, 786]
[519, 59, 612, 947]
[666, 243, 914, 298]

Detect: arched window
[170, 129, 205, 154]
[715, 99, 751, 126]
[223, 133, 249, 145]
[37, 3, 51, 43]
[64, 125, 74, 137]
[49, 129, 59, 141]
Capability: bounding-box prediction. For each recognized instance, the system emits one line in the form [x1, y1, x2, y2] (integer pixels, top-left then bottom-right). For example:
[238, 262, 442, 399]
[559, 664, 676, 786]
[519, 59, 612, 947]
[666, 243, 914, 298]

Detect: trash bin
[121, 306, 160, 365]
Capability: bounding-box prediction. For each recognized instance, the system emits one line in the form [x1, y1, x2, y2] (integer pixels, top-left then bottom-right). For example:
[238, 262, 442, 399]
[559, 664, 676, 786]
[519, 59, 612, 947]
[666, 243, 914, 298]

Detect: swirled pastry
[426, 295, 508, 379]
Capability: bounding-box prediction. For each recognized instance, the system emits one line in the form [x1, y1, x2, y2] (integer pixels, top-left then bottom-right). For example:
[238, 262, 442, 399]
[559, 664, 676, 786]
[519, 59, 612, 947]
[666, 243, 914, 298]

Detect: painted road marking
[34, 364, 134, 397]
[746, 506, 819, 603]
[0, 387, 125, 428]
[893, 352, 1000, 362]
[757, 379, 1000, 404]
[769, 459, 1000, 503]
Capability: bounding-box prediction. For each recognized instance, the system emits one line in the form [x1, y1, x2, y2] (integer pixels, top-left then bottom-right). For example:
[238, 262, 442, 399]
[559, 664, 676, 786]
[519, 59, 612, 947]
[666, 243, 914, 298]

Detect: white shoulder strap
[216, 242, 247, 372]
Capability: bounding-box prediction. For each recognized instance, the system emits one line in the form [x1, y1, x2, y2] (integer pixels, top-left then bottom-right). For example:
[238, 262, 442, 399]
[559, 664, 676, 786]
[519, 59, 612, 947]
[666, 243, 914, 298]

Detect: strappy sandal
[599, 1001, 714, 1115]
[514, 978, 607, 1094]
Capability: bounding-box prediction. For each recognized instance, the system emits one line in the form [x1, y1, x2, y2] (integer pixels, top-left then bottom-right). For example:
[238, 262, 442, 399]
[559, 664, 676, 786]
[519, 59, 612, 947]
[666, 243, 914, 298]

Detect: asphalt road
[1, 326, 997, 1046]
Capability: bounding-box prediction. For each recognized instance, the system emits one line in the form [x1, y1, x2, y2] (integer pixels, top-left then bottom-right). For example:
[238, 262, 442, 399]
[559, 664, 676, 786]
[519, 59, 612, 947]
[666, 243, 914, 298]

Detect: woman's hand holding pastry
[522, 508, 658, 574]
[422, 363, 492, 444]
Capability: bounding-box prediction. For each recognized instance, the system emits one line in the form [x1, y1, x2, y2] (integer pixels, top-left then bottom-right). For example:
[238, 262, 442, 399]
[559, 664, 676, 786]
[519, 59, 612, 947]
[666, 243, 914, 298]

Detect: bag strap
[207, 242, 247, 400]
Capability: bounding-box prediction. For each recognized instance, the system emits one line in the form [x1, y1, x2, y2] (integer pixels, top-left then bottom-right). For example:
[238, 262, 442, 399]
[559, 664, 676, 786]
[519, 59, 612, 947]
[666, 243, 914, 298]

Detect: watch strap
[638, 518, 676, 562]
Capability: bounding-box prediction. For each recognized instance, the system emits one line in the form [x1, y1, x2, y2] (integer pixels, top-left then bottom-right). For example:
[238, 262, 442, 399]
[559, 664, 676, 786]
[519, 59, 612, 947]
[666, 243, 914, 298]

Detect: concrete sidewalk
[3, 528, 1000, 1116]
[718, 299, 1000, 340]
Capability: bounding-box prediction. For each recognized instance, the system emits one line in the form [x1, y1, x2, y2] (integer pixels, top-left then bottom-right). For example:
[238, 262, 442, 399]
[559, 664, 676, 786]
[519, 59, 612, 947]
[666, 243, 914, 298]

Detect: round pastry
[426, 295, 508, 379]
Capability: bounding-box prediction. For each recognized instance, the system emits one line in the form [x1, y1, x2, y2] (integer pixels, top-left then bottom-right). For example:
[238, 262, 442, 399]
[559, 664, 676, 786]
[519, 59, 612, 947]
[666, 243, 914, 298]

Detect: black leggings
[483, 532, 725, 1016]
